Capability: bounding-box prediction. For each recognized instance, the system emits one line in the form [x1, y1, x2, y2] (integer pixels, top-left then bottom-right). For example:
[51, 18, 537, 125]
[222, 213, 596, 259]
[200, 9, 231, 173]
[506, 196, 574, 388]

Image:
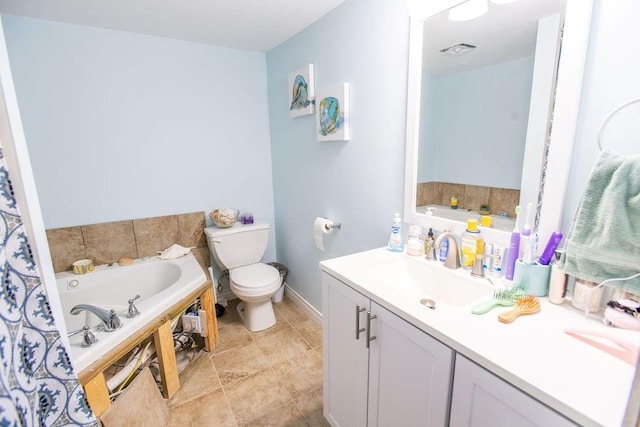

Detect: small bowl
[210, 208, 240, 228]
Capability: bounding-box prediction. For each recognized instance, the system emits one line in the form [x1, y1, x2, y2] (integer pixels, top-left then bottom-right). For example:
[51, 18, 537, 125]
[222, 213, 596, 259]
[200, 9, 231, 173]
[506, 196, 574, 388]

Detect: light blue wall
[419, 56, 533, 187]
[266, 0, 410, 309]
[2, 16, 277, 263]
[3, 0, 633, 313]
[562, 0, 640, 232]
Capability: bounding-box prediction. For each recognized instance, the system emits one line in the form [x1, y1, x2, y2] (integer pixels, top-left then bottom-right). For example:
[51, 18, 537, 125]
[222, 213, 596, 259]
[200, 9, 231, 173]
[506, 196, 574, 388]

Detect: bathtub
[56, 253, 207, 373]
[417, 204, 515, 232]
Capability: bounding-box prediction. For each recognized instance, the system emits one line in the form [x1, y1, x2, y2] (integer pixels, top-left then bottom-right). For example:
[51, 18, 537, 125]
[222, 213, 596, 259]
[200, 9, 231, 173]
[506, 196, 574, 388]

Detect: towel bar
[597, 97, 640, 151]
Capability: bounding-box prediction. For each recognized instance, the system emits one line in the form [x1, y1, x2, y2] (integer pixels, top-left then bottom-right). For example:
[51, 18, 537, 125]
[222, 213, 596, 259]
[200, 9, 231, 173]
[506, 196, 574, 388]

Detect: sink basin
[364, 256, 494, 308]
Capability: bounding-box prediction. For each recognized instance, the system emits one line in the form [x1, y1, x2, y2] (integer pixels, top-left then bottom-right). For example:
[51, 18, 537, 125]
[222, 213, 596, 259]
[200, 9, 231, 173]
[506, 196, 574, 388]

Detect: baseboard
[283, 283, 322, 326]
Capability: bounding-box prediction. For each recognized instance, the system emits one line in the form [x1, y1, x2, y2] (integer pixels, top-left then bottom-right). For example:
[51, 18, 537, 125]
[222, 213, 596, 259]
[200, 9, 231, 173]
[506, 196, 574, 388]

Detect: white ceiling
[424, 0, 567, 75]
[0, 0, 348, 52]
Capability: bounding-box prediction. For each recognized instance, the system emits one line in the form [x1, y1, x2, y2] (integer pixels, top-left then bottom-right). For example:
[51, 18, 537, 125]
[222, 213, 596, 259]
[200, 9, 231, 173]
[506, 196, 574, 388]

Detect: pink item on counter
[564, 327, 640, 365]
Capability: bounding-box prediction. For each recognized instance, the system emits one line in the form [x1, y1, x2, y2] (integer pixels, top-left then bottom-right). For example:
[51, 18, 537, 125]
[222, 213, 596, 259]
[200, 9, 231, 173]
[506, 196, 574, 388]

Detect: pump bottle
[387, 213, 404, 252]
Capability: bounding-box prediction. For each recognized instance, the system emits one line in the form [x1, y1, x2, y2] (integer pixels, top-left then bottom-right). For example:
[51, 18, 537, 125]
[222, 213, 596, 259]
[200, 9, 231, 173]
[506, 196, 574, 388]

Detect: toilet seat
[230, 263, 280, 297]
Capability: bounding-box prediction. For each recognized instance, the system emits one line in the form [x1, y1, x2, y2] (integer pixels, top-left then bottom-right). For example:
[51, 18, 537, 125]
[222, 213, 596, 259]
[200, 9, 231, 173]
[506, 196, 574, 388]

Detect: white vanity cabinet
[322, 272, 454, 427]
[450, 355, 577, 427]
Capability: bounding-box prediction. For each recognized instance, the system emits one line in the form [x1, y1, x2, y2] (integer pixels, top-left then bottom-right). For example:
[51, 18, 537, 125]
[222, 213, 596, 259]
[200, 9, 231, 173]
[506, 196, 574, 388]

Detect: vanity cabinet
[449, 355, 576, 427]
[322, 272, 454, 427]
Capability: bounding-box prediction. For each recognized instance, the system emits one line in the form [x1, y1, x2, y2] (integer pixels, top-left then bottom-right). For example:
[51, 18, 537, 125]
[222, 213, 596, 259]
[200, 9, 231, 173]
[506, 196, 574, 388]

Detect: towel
[158, 244, 193, 260]
[560, 150, 640, 293]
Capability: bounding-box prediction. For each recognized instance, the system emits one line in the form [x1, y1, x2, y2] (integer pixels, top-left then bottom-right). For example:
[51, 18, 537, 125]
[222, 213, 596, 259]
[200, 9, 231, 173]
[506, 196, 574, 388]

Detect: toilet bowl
[204, 223, 281, 332]
[230, 263, 282, 331]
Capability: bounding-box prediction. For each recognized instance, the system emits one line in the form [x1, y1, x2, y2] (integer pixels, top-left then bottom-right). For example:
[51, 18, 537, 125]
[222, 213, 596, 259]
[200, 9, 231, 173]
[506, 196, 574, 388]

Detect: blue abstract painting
[316, 83, 350, 141]
[288, 64, 315, 118]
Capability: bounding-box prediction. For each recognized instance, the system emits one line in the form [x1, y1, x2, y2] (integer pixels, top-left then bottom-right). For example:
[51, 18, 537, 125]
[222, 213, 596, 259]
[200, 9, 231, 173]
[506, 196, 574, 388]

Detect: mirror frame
[404, 0, 593, 247]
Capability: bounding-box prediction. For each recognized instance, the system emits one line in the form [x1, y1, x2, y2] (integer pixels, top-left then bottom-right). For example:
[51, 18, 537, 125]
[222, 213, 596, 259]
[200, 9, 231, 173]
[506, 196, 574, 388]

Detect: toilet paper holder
[322, 219, 341, 231]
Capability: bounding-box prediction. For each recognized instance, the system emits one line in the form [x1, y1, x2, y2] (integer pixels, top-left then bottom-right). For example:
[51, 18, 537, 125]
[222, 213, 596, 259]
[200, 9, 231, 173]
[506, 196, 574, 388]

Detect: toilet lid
[230, 263, 280, 289]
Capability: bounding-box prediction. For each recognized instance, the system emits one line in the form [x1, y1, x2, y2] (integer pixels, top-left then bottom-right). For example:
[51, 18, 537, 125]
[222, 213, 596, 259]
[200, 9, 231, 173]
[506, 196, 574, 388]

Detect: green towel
[560, 150, 640, 293]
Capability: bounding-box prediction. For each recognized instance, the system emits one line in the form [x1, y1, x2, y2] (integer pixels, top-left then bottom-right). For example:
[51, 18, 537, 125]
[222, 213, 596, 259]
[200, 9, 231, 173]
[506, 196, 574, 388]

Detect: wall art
[316, 83, 350, 141]
[288, 64, 315, 117]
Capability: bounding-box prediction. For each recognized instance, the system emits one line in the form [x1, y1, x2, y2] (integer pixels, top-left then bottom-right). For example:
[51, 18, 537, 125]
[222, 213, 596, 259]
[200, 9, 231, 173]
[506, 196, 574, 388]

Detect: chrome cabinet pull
[355, 305, 366, 339]
[366, 311, 377, 348]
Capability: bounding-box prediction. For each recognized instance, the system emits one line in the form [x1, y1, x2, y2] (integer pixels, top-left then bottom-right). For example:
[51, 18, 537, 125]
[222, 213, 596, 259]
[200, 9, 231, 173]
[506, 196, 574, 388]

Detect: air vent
[439, 43, 477, 57]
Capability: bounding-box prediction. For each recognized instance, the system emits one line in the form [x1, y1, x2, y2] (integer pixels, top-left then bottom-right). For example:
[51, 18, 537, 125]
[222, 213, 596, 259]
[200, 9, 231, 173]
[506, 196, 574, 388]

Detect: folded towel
[560, 150, 640, 293]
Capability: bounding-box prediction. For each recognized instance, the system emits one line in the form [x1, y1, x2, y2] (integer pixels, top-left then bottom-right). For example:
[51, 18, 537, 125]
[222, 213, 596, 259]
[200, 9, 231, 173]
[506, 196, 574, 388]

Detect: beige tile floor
[165, 297, 329, 426]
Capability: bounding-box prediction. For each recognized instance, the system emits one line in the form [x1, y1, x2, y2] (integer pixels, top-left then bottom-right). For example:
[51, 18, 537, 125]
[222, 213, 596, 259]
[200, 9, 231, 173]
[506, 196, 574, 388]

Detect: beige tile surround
[417, 181, 520, 218]
[46, 211, 210, 274]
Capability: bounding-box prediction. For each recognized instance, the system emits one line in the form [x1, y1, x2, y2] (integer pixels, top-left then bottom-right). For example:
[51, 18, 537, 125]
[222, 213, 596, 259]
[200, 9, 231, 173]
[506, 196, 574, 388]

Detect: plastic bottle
[548, 250, 567, 304]
[438, 228, 451, 262]
[461, 219, 484, 269]
[406, 225, 424, 256]
[387, 213, 404, 252]
[505, 205, 521, 281]
[425, 228, 436, 260]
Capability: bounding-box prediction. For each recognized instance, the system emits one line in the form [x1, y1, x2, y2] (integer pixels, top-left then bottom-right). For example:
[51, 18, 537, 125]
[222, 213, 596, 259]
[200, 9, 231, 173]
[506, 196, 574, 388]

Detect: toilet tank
[204, 222, 270, 270]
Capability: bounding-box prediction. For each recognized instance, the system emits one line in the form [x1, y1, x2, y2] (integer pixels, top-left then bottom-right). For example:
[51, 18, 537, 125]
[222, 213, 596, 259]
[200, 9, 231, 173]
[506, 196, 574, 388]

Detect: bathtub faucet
[70, 304, 122, 332]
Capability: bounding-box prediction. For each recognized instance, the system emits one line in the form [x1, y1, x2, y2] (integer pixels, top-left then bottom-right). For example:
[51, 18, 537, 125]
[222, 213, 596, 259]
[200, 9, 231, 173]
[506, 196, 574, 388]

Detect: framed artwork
[316, 83, 350, 141]
[288, 64, 315, 117]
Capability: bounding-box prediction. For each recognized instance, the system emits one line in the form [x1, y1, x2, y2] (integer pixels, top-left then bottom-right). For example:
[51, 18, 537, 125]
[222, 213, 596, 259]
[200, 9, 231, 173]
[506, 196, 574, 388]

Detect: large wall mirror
[404, 0, 593, 247]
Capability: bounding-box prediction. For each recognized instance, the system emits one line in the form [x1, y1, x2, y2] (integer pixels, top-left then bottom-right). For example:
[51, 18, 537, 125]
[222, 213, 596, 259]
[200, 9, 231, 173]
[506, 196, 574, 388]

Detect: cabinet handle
[366, 311, 377, 348]
[355, 305, 366, 339]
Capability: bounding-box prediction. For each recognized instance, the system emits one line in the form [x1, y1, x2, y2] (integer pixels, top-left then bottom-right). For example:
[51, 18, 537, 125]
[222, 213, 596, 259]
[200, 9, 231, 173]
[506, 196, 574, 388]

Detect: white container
[571, 278, 604, 313]
[548, 251, 567, 304]
[272, 284, 285, 303]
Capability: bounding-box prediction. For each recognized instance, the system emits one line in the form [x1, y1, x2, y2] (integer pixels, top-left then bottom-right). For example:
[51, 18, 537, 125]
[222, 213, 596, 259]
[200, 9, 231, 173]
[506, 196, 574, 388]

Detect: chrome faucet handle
[127, 295, 141, 318]
[81, 326, 98, 348]
[106, 309, 122, 331]
[471, 255, 496, 278]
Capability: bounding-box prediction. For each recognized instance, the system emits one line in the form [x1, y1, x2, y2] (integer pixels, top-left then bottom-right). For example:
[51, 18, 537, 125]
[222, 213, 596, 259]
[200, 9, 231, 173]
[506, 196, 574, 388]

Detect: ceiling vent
[439, 43, 477, 57]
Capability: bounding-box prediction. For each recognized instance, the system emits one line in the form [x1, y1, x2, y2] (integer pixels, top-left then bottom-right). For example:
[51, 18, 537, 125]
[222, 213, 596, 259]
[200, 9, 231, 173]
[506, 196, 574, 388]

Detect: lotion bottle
[548, 250, 567, 304]
[438, 228, 451, 262]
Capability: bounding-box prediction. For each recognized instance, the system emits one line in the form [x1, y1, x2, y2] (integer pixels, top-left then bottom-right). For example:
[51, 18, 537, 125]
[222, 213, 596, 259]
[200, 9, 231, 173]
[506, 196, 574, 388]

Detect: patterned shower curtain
[0, 145, 97, 425]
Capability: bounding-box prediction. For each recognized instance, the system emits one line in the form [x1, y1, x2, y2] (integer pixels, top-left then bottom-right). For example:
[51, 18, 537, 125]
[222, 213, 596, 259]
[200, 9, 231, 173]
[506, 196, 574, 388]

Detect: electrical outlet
[198, 310, 208, 337]
[181, 314, 201, 333]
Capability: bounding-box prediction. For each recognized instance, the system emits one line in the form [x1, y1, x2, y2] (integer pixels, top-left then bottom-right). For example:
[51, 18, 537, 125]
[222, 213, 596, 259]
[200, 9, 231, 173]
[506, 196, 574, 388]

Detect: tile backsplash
[46, 211, 210, 274]
[416, 181, 520, 218]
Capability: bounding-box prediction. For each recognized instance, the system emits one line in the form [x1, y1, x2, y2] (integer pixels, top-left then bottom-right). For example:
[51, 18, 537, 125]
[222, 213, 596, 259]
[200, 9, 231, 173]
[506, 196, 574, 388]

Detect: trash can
[267, 262, 288, 303]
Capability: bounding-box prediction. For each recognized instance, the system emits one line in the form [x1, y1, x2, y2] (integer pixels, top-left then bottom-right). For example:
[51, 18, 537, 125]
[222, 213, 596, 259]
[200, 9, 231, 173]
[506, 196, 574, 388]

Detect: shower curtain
[0, 146, 96, 425]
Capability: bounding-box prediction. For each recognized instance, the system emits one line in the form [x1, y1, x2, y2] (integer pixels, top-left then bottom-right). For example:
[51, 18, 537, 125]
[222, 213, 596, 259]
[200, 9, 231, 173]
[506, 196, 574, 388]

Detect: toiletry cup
[513, 259, 551, 296]
[72, 259, 94, 275]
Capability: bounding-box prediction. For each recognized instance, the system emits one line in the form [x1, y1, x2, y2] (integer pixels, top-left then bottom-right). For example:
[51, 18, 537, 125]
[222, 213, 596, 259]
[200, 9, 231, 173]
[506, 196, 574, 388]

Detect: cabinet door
[322, 273, 371, 427]
[367, 301, 454, 427]
[450, 355, 576, 427]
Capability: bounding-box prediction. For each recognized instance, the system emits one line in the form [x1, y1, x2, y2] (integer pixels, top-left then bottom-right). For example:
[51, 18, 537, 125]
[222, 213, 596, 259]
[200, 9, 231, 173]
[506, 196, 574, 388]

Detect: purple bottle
[538, 232, 563, 265]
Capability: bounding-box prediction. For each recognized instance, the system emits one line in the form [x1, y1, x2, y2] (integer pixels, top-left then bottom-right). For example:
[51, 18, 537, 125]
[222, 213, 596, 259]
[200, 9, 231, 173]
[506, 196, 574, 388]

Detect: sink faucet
[471, 255, 496, 278]
[434, 231, 460, 269]
[70, 304, 122, 332]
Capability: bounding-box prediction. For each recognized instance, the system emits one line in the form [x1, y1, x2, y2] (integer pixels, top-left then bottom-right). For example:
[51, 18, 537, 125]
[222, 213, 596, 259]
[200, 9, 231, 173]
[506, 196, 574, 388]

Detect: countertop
[319, 247, 636, 427]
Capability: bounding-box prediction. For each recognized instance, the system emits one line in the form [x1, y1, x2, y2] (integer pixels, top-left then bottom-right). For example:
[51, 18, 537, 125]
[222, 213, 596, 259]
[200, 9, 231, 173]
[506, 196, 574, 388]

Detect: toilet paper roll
[314, 217, 334, 251]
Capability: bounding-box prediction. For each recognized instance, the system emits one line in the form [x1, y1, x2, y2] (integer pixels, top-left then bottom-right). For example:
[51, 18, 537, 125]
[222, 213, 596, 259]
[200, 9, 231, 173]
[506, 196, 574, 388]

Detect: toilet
[204, 222, 281, 332]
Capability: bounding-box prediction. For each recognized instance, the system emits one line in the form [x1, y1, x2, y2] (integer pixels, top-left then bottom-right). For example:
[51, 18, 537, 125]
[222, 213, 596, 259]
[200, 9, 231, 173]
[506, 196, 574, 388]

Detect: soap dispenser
[387, 213, 404, 252]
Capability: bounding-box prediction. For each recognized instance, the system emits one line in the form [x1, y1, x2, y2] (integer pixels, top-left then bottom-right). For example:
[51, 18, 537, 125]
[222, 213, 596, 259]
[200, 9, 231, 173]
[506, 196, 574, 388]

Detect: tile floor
[165, 297, 329, 426]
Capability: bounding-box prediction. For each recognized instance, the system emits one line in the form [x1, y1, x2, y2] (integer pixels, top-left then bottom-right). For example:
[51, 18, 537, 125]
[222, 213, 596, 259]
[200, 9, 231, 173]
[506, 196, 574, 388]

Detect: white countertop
[319, 247, 636, 427]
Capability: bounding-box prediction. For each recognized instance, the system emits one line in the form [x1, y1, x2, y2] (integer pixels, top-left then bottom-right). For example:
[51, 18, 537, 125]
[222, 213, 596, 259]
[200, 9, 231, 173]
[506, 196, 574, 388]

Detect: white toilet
[204, 222, 281, 332]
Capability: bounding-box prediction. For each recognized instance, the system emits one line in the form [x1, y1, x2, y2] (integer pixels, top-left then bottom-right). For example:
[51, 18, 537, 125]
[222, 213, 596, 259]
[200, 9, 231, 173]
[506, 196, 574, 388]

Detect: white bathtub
[56, 253, 207, 373]
[417, 204, 516, 232]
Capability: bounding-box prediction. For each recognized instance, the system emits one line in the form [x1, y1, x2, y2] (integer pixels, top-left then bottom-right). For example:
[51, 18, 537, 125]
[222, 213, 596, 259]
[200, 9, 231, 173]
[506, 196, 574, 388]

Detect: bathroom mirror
[404, 0, 593, 247]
